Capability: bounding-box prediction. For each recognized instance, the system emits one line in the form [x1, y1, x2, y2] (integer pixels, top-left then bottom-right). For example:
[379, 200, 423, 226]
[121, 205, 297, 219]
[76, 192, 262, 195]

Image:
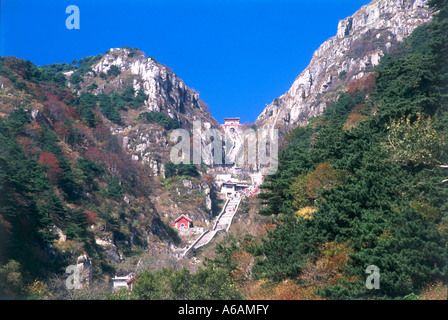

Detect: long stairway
[214, 197, 240, 232]
[191, 196, 241, 251]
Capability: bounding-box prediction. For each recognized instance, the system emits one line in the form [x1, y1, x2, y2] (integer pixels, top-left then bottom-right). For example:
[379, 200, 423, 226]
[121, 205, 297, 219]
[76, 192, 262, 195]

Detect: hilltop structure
[221, 117, 242, 133]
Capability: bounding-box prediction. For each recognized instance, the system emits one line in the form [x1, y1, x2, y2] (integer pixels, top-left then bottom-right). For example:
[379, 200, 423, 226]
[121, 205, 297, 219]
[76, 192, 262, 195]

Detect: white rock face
[51, 225, 67, 242]
[92, 48, 202, 117]
[88, 47, 222, 176]
[255, 0, 432, 136]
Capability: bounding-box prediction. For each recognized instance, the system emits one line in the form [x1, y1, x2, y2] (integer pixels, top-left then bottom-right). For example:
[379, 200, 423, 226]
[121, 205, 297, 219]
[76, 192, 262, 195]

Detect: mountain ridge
[255, 0, 433, 136]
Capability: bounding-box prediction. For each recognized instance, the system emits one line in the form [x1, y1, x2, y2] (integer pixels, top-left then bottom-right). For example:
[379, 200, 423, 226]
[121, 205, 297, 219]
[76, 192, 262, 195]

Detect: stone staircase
[185, 195, 241, 254]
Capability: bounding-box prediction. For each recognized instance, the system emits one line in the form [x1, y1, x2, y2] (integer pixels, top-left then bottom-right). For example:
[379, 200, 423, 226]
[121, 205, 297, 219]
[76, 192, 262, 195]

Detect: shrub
[107, 65, 121, 77]
[138, 111, 178, 130]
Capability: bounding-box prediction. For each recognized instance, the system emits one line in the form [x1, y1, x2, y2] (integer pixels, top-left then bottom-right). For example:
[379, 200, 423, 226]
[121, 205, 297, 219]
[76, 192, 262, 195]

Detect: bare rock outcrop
[255, 0, 433, 136]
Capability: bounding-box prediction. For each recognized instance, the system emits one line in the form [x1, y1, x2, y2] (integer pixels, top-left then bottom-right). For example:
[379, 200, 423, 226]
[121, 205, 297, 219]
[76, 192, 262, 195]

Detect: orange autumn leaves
[299, 241, 355, 288]
[230, 241, 354, 300]
[290, 163, 346, 218]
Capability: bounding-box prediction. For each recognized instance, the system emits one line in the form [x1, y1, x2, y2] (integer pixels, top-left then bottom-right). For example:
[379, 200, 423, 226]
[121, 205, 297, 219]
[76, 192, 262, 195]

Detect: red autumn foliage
[83, 210, 98, 225]
[59, 88, 76, 105]
[107, 152, 138, 180]
[16, 136, 41, 157]
[105, 152, 124, 175]
[93, 124, 112, 142]
[54, 121, 72, 141]
[43, 92, 60, 104]
[347, 72, 377, 96]
[71, 123, 94, 141]
[65, 107, 80, 120]
[85, 147, 105, 164]
[44, 99, 67, 123]
[38, 152, 63, 184]
[38, 83, 59, 97]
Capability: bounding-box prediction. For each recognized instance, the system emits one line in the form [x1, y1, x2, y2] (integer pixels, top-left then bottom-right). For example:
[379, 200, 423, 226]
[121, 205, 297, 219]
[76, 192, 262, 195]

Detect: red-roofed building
[170, 214, 193, 230]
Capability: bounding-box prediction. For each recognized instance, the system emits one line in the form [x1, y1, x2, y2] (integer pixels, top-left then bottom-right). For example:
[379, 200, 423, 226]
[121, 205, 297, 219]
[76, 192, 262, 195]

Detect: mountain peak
[256, 0, 432, 134]
[72, 47, 217, 130]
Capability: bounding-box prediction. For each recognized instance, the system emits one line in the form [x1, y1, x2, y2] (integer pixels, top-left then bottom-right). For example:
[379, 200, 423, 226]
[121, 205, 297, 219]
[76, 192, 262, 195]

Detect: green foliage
[0, 260, 25, 298]
[69, 72, 82, 85]
[164, 162, 199, 178]
[107, 176, 123, 200]
[13, 81, 28, 92]
[118, 87, 134, 107]
[87, 82, 98, 92]
[76, 158, 105, 191]
[0, 117, 64, 278]
[64, 208, 90, 242]
[95, 86, 148, 123]
[0, 55, 160, 294]
[111, 86, 148, 110]
[123, 47, 141, 58]
[0, 57, 18, 83]
[374, 53, 438, 117]
[98, 94, 122, 124]
[401, 24, 434, 56]
[2, 58, 41, 83]
[79, 92, 97, 108]
[39, 62, 74, 87]
[138, 111, 179, 130]
[36, 126, 82, 201]
[253, 5, 448, 300]
[402, 293, 421, 300]
[69, 54, 103, 85]
[338, 70, 347, 80]
[7, 108, 31, 134]
[428, 0, 448, 109]
[131, 266, 244, 300]
[322, 91, 366, 125]
[77, 158, 105, 181]
[107, 65, 121, 77]
[385, 113, 446, 165]
[133, 89, 149, 109]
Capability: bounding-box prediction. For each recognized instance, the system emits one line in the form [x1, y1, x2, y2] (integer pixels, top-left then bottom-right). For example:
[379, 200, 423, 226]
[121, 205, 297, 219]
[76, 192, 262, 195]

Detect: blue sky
[0, 0, 370, 124]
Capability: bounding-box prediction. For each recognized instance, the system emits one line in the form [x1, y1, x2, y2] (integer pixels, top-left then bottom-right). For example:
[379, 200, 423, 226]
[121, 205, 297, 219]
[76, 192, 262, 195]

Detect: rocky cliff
[255, 0, 433, 136]
[88, 48, 215, 128]
[73, 47, 220, 173]
[0, 46, 224, 275]
[72, 47, 222, 245]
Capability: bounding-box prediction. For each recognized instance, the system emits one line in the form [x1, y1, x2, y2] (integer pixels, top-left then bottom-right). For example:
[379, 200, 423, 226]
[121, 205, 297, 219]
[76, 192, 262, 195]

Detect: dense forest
[208, 0, 448, 300]
[0, 46, 208, 298]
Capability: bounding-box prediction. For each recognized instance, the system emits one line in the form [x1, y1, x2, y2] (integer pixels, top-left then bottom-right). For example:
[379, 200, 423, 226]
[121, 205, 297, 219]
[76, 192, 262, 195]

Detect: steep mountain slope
[0, 47, 223, 294]
[209, 0, 448, 300]
[255, 0, 432, 135]
[69, 48, 222, 225]
[70, 47, 220, 173]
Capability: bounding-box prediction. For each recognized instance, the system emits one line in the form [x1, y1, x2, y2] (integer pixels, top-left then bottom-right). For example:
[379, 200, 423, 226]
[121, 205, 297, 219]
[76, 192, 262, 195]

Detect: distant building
[220, 180, 249, 196]
[170, 214, 193, 230]
[222, 117, 242, 133]
[111, 273, 137, 292]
